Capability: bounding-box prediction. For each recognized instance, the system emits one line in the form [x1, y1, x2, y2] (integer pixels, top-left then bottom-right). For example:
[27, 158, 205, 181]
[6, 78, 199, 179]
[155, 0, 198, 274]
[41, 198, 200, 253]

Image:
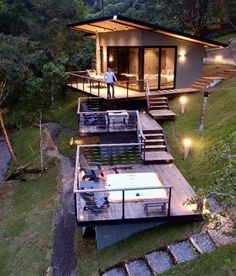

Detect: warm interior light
[183, 138, 192, 148]
[215, 55, 222, 62]
[179, 96, 187, 104]
[109, 55, 113, 62]
[125, 26, 128, 31]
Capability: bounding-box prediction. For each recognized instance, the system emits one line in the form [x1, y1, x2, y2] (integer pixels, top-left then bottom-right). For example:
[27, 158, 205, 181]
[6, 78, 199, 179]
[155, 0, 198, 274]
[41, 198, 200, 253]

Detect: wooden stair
[147, 95, 176, 121]
[192, 70, 236, 90]
[142, 129, 174, 164]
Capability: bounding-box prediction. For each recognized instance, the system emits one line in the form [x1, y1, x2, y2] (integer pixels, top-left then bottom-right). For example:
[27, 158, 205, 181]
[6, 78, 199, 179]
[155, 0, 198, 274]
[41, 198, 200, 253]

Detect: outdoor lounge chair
[81, 103, 97, 125]
[82, 192, 110, 213]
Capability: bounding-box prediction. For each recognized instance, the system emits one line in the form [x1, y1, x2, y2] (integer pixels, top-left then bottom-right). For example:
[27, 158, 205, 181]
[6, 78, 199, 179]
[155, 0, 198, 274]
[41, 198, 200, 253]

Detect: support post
[199, 92, 209, 130]
[168, 188, 172, 216]
[96, 33, 101, 75]
[122, 190, 125, 219]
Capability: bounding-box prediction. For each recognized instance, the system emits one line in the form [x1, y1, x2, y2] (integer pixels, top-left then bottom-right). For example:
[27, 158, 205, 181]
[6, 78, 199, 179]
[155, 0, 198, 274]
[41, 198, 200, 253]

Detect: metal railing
[67, 72, 146, 99]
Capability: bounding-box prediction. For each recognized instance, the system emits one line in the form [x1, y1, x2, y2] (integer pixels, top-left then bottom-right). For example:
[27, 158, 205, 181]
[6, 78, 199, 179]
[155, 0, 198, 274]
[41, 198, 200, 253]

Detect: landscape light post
[179, 96, 187, 114]
[182, 138, 192, 160]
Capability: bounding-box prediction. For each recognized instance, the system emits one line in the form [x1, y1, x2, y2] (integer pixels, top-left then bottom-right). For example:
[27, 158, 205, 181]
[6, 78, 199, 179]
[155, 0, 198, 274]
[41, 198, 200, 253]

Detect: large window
[144, 47, 176, 90]
[107, 46, 176, 91]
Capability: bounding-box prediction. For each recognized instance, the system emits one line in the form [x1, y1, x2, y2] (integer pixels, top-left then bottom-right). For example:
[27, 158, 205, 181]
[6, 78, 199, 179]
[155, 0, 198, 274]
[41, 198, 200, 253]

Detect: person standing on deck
[104, 68, 117, 98]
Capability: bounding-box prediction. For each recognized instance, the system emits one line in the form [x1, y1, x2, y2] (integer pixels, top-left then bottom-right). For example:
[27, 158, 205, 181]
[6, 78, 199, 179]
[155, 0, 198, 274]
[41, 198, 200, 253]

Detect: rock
[146, 250, 174, 274]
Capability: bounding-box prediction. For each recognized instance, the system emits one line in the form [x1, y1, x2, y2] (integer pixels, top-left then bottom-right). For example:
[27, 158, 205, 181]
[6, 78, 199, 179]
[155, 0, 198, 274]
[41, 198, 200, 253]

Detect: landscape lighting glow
[182, 138, 192, 148]
[179, 96, 187, 104]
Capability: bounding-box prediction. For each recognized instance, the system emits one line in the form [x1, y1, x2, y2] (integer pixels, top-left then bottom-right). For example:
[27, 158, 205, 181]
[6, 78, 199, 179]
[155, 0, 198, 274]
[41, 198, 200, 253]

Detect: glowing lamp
[179, 96, 188, 113]
[215, 55, 222, 63]
[182, 138, 192, 148]
[182, 138, 192, 160]
[178, 50, 186, 62]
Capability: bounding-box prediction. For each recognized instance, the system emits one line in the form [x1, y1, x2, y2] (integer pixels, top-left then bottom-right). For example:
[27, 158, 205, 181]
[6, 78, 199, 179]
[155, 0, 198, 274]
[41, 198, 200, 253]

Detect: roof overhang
[66, 15, 227, 48]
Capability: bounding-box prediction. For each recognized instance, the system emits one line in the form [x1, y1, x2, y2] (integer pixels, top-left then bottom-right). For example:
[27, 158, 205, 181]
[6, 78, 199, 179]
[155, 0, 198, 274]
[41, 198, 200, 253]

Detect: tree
[0, 34, 36, 168]
[42, 62, 68, 106]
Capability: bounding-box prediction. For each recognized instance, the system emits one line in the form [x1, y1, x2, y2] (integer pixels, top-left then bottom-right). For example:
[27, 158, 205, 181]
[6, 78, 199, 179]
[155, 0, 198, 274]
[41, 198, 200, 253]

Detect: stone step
[145, 250, 174, 274]
[168, 240, 199, 264]
[125, 259, 153, 276]
[103, 266, 127, 276]
[189, 233, 215, 254]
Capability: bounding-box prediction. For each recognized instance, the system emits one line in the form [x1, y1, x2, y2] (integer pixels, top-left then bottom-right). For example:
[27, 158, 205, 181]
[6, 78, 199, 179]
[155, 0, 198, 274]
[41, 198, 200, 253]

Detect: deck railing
[74, 144, 173, 222]
[67, 72, 146, 99]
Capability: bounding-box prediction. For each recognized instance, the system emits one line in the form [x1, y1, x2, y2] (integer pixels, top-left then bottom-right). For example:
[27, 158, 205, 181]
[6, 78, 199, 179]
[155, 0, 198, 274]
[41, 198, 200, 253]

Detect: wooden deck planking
[68, 83, 200, 100]
[139, 113, 163, 131]
[76, 163, 200, 223]
[149, 109, 176, 120]
[69, 82, 145, 99]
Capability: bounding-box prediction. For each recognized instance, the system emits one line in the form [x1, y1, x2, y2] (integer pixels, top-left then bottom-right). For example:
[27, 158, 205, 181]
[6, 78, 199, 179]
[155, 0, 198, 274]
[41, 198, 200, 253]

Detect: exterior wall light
[215, 55, 222, 63]
[179, 96, 187, 113]
[182, 138, 192, 160]
[178, 50, 186, 62]
[109, 55, 114, 62]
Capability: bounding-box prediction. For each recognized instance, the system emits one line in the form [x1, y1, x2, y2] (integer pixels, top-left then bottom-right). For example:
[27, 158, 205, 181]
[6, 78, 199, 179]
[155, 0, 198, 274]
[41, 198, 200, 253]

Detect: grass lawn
[0, 128, 60, 275]
[161, 244, 236, 276]
[162, 76, 236, 192]
[44, 90, 80, 130]
[76, 221, 201, 276]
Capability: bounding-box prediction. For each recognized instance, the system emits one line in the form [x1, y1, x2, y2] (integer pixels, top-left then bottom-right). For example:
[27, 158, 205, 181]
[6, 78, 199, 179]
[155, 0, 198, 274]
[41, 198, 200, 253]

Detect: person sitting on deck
[104, 68, 117, 99]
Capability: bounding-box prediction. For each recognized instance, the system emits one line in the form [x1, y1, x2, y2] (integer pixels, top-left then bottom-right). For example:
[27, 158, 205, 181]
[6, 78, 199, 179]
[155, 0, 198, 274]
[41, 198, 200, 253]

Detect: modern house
[67, 15, 226, 96]
[68, 16, 225, 249]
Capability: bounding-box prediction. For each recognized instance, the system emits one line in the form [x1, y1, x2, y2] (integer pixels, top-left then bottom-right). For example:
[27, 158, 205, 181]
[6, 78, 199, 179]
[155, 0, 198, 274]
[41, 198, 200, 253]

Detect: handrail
[145, 78, 150, 110]
[75, 186, 173, 193]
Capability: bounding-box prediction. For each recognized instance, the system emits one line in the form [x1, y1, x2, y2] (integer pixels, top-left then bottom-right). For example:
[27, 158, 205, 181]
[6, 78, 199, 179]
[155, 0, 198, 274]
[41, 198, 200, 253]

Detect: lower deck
[75, 163, 202, 225]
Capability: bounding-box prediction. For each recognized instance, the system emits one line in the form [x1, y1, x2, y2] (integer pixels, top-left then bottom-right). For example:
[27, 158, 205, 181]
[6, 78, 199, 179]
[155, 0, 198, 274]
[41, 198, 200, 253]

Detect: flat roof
[66, 15, 227, 48]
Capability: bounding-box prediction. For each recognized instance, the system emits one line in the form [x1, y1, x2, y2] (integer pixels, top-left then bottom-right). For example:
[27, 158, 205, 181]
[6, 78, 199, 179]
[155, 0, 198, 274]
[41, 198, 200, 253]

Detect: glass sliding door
[144, 48, 159, 90]
[107, 47, 140, 90]
[160, 48, 175, 90]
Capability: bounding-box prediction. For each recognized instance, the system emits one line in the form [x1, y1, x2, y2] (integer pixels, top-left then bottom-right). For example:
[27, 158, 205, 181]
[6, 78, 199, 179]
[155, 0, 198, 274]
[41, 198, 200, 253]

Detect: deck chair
[82, 192, 110, 213]
[81, 168, 98, 182]
[96, 113, 107, 129]
[81, 103, 97, 125]
[126, 113, 137, 129]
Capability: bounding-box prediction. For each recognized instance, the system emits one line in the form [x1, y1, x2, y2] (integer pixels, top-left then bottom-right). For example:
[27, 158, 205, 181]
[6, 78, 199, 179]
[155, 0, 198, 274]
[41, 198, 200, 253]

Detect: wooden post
[199, 92, 209, 130]
[122, 190, 125, 219]
[96, 33, 101, 75]
[168, 187, 172, 216]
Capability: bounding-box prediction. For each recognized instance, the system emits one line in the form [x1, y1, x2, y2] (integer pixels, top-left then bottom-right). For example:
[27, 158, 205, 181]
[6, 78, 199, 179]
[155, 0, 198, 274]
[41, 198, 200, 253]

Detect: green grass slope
[162, 76, 236, 191]
[0, 128, 60, 275]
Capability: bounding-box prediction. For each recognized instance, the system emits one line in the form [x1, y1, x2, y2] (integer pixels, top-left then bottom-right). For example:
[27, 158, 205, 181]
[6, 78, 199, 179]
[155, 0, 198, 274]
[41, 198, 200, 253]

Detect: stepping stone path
[126, 259, 153, 276]
[146, 250, 174, 274]
[102, 232, 219, 275]
[103, 267, 127, 276]
[190, 233, 215, 254]
[168, 240, 198, 264]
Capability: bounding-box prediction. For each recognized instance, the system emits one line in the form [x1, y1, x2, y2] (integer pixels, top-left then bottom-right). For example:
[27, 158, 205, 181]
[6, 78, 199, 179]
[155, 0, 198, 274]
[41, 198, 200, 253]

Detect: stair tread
[146, 250, 174, 274]
[145, 139, 165, 142]
[168, 240, 198, 264]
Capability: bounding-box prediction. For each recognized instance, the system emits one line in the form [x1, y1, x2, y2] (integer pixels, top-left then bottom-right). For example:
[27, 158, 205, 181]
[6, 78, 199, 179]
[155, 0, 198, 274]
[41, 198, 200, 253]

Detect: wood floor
[68, 82, 200, 100]
[75, 163, 201, 224]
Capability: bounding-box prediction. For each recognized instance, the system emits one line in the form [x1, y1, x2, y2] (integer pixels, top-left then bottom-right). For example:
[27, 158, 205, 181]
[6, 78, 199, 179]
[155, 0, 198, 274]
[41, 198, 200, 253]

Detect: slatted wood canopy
[67, 15, 227, 48]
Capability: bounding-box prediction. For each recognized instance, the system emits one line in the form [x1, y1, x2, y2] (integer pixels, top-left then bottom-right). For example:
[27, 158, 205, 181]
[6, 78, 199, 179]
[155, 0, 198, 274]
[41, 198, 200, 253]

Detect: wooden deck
[75, 163, 201, 225]
[68, 82, 200, 100]
[148, 109, 176, 120]
[139, 112, 162, 131]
